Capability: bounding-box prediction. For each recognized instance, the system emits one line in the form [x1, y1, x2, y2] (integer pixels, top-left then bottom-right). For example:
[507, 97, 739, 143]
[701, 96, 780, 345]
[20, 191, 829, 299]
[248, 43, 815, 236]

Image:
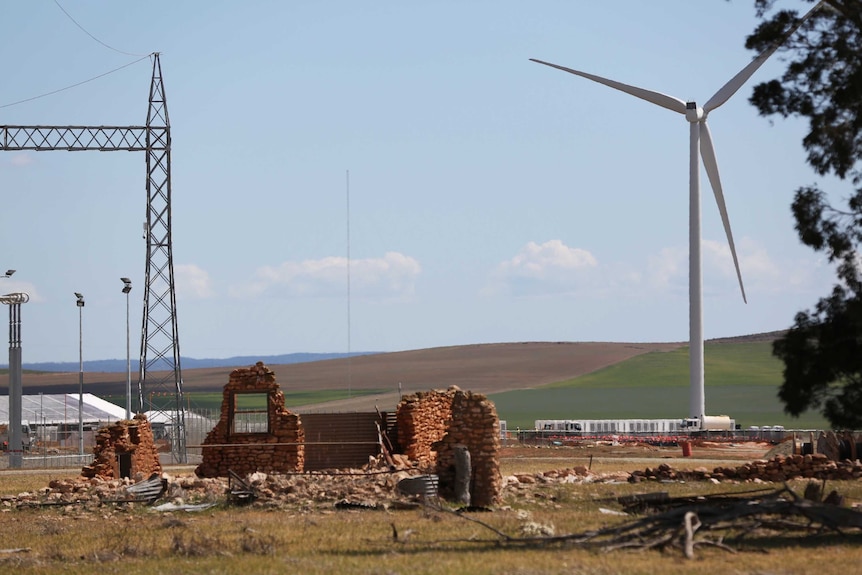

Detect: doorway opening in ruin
[117, 452, 132, 479]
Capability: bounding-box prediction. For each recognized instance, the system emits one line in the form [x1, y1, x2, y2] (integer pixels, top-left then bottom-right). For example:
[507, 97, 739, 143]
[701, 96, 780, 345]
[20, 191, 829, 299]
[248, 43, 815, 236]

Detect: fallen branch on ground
[398, 484, 862, 559]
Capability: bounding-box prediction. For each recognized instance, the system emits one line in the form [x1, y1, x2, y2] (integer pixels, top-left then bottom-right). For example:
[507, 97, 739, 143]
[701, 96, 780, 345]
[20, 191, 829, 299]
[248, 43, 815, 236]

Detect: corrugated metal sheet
[301, 413, 383, 471]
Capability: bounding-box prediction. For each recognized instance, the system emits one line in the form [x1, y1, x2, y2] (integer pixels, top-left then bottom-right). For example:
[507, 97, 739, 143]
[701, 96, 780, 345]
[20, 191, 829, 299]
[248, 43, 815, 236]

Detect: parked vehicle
[0, 423, 37, 452]
[681, 415, 737, 431]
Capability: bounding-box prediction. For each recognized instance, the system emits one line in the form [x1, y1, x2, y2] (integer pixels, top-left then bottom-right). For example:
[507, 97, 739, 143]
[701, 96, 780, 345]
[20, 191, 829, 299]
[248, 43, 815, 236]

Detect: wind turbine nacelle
[685, 102, 703, 122]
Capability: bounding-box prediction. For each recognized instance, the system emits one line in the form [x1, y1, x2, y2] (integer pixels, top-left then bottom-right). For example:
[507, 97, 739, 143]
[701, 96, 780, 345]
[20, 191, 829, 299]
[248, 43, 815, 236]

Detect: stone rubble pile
[1, 456, 444, 512]
[499, 454, 862, 489]
[5, 453, 862, 514]
[504, 467, 631, 491]
[630, 453, 862, 483]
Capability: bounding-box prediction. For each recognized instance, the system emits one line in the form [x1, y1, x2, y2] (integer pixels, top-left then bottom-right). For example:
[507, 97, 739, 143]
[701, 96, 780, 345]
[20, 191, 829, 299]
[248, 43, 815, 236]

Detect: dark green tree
[745, 1, 862, 427]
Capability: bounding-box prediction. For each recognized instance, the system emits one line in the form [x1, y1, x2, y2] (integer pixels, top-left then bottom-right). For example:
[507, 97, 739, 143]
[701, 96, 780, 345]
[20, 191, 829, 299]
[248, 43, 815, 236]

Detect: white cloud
[501, 240, 598, 276]
[487, 236, 834, 304]
[645, 246, 686, 291]
[175, 264, 215, 300]
[234, 252, 421, 299]
[488, 240, 599, 296]
[9, 153, 33, 167]
[737, 241, 781, 285]
[703, 237, 834, 297]
[703, 238, 781, 287]
[644, 238, 799, 299]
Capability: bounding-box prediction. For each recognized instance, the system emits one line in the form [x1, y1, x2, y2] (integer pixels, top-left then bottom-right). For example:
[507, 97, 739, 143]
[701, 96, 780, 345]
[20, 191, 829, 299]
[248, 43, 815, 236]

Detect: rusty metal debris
[228, 469, 257, 506]
[396, 474, 439, 500]
[151, 501, 217, 512]
[118, 473, 168, 504]
[334, 499, 381, 510]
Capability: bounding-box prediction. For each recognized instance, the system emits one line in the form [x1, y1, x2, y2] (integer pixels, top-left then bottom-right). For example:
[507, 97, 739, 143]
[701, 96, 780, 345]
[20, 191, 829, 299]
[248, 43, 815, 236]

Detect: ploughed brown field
[15, 341, 685, 412]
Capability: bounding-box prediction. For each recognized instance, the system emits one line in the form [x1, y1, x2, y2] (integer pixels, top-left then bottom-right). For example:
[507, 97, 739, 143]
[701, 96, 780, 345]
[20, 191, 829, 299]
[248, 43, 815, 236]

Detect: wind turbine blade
[530, 58, 687, 115]
[704, 1, 825, 112]
[700, 121, 747, 303]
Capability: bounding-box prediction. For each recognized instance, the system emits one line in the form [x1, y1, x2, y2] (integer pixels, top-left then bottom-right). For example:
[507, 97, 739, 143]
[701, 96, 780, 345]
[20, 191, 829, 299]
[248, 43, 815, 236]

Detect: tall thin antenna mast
[346, 169, 352, 399]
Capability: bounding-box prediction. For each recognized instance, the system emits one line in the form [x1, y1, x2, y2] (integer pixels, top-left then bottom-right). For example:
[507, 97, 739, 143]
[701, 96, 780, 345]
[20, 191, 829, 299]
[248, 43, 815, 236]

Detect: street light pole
[75, 292, 85, 456]
[121, 278, 132, 419]
[1, 287, 28, 469]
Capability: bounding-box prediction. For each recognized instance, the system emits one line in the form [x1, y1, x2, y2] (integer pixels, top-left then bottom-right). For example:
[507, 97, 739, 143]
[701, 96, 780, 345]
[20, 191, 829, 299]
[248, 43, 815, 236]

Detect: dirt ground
[16, 341, 686, 409]
[278, 341, 684, 412]
[17, 335, 786, 401]
[499, 440, 777, 465]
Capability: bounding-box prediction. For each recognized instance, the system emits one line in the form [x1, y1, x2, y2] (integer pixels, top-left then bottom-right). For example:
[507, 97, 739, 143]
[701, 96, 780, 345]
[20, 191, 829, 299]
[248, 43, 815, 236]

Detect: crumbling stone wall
[195, 362, 304, 477]
[396, 390, 453, 467]
[396, 387, 502, 506]
[82, 414, 161, 480]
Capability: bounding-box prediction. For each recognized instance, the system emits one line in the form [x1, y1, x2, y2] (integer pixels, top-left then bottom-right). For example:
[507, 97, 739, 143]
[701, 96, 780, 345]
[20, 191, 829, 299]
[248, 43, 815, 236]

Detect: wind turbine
[531, 2, 822, 420]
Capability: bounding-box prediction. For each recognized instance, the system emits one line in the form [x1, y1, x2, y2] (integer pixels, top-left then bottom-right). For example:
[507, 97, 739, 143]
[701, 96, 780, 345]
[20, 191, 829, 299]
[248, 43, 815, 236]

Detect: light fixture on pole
[74, 292, 85, 457]
[2, 270, 14, 279]
[121, 278, 132, 419]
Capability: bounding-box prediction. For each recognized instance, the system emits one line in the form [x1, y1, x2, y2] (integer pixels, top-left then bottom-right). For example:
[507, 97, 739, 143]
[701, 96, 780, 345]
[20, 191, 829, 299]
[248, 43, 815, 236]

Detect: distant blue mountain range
[2, 352, 376, 373]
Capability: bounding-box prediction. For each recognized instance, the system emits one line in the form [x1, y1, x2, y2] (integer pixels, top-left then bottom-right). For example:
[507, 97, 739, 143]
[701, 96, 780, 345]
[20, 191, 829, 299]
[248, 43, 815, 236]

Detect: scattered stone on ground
[3, 445, 862, 514]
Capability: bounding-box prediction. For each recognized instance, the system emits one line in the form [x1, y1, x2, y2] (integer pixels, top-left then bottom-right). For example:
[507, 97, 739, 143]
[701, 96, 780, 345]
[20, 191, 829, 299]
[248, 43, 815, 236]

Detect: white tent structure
[144, 409, 216, 450]
[143, 409, 211, 425]
[0, 393, 127, 426]
[1, 395, 215, 456]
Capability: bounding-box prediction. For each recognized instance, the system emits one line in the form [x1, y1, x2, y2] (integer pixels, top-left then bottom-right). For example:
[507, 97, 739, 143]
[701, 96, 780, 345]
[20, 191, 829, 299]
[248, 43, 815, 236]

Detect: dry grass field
[1, 443, 862, 575]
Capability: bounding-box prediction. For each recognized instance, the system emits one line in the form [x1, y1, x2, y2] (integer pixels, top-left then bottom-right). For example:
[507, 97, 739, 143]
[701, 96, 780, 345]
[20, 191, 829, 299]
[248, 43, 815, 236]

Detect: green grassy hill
[490, 341, 831, 430]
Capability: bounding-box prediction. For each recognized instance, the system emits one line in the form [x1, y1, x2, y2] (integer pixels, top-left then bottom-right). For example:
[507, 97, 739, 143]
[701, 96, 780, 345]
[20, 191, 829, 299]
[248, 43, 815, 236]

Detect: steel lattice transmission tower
[142, 55, 186, 462]
[1, 54, 187, 462]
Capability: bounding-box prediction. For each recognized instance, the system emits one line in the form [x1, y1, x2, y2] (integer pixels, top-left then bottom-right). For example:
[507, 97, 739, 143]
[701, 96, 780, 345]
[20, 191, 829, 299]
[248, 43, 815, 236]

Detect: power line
[0, 54, 152, 110]
[53, 0, 149, 57]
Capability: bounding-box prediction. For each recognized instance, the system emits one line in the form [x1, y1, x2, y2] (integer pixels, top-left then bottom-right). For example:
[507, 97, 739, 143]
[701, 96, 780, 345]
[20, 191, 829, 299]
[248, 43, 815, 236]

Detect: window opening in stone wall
[230, 392, 270, 434]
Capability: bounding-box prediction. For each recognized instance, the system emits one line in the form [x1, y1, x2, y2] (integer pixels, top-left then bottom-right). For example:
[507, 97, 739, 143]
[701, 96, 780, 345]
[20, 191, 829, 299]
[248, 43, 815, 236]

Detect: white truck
[681, 415, 736, 431]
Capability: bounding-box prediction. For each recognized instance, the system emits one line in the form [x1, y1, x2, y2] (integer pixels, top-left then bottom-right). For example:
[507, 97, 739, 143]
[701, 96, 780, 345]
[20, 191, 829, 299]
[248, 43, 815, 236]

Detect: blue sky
[0, 0, 839, 364]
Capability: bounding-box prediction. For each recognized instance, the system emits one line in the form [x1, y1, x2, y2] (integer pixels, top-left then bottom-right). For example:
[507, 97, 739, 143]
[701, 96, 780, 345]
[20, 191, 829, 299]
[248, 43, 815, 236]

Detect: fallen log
[402, 483, 862, 559]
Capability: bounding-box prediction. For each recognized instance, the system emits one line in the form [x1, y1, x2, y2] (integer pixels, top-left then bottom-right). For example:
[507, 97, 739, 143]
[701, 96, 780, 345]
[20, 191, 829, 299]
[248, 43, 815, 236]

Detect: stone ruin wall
[396, 390, 453, 467]
[181, 362, 503, 506]
[195, 362, 304, 477]
[396, 387, 502, 507]
[82, 414, 161, 480]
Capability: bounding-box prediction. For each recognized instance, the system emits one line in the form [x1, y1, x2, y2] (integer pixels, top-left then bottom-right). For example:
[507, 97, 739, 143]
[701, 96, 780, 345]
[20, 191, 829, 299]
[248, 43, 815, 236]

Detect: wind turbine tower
[531, 2, 823, 419]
